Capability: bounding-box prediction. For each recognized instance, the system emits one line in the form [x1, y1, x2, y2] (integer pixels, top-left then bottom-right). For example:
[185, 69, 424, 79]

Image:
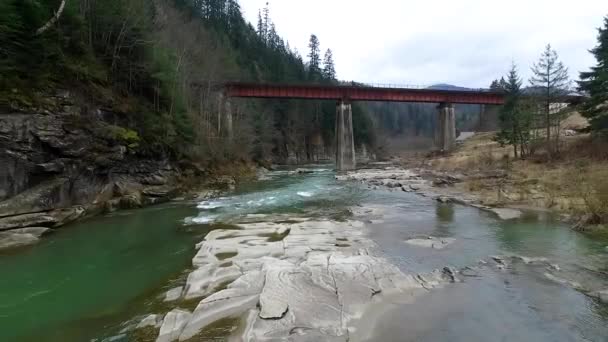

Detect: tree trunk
[36, 0, 67, 35]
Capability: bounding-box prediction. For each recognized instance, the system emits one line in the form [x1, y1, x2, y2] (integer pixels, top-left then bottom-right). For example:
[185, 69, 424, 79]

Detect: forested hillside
[0, 0, 375, 164]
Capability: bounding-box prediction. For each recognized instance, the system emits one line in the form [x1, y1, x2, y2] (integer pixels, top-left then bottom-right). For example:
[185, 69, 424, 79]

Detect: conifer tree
[322, 49, 336, 80]
[579, 16, 608, 136]
[496, 64, 533, 157]
[529, 44, 570, 153]
[307, 34, 321, 80]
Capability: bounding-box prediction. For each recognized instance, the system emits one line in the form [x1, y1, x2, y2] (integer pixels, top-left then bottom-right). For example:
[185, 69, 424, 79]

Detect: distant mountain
[426, 84, 475, 91]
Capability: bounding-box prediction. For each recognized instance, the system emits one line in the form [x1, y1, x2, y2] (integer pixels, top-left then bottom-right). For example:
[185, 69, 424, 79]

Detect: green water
[1, 167, 608, 341]
[0, 204, 203, 341]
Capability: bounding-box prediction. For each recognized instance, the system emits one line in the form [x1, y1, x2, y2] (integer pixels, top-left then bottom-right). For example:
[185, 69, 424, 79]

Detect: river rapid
[1, 166, 607, 341]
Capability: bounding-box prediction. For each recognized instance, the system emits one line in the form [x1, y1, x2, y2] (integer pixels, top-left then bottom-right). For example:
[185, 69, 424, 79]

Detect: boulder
[0, 212, 57, 231]
[589, 290, 608, 304]
[119, 194, 142, 209]
[405, 237, 455, 250]
[157, 309, 191, 342]
[137, 314, 164, 329]
[0, 231, 40, 249]
[212, 176, 236, 191]
[142, 186, 178, 198]
[142, 174, 168, 186]
[164, 287, 183, 302]
[490, 208, 522, 220]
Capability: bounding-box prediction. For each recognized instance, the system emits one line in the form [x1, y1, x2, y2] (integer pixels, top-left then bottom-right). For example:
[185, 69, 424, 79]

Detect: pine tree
[529, 44, 570, 153]
[578, 16, 608, 136]
[256, 10, 264, 39]
[495, 64, 533, 158]
[262, 2, 270, 43]
[322, 49, 336, 80]
[268, 23, 278, 49]
[307, 34, 321, 80]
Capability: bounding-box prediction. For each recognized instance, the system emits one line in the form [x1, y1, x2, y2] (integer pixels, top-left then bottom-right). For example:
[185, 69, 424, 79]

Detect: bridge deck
[224, 83, 505, 105]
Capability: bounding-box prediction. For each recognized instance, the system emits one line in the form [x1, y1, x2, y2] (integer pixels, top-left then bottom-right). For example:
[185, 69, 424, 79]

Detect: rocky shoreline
[130, 215, 461, 341]
[0, 90, 260, 251]
[335, 166, 525, 221]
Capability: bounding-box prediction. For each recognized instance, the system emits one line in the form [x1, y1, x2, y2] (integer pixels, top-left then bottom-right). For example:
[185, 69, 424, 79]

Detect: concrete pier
[218, 94, 234, 140]
[435, 103, 456, 152]
[224, 98, 233, 140]
[335, 101, 356, 171]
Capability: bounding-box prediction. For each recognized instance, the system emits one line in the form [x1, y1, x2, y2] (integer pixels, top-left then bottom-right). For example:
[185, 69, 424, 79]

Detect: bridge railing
[350, 82, 492, 92]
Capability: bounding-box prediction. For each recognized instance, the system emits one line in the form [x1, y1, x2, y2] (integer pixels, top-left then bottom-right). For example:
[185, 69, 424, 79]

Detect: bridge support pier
[435, 103, 456, 152]
[335, 101, 356, 172]
[218, 94, 233, 140]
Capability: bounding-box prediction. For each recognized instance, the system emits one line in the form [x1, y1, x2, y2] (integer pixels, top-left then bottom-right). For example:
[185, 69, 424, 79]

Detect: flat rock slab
[490, 208, 522, 220]
[157, 309, 191, 342]
[589, 290, 608, 303]
[161, 218, 458, 342]
[405, 237, 456, 250]
[164, 287, 183, 302]
[0, 232, 40, 250]
[137, 314, 164, 329]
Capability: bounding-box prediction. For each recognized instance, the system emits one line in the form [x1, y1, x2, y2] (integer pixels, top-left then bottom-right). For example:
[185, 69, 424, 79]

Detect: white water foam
[197, 201, 225, 210]
[297, 192, 313, 198]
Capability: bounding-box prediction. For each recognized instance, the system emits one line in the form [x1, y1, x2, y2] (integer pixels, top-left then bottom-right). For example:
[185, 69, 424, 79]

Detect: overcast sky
[238, 0, 608, 88]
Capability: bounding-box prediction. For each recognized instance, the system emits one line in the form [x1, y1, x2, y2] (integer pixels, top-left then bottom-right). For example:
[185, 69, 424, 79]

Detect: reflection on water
[362, 189, 608, 342]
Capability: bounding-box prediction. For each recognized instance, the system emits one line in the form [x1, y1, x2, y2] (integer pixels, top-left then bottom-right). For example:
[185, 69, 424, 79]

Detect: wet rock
[184, 265, 242, 300]
[0, 212, 57, 231]
[157, 309, 191, 342]
[180, 271, 265, 340]
[172, 216, 467, 341]
[142, 186, 178, 198]
[513, 255, 549, 264]
[436, 196, 451, 203]
[113, 181, 141, 197]
[164, 287, 183, 302]
[119, 193, 142, 209]
[142, 174, 168, 186]
[490, 208, 522, 220]
[409, 184, 421, 191]
[405, 237, 455, 250]
[137, 314, 163, 329]
[258, 260, 296, 319]
[180, 295, 259, 341]
[0, 206, 84, 231]
[10, 227, 52, 237]
[212, 176, 236, 191]
[103, 334, 127, 342]
[294, 168, 314, 175]
[549, 264, 561, 271]
[544, 273, 584, 290]
[0, 231, 40, 249]
[491, 256, 506, 265]
[588, 290, 608, 303]
[442, 267, 460, 283]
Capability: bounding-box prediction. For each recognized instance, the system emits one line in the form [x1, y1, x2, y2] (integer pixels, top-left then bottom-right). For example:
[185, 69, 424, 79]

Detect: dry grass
[423, 130, 608, 224]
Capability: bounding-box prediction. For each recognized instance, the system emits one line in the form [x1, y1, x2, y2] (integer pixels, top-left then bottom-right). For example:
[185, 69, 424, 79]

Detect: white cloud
[239, 0, 608, 87]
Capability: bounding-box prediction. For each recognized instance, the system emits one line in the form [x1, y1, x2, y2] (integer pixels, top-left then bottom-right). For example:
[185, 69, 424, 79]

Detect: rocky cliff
[0, 90, 197, 250]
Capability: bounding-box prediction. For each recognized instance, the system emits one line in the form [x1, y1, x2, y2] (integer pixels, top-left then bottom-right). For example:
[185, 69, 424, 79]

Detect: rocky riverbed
[114, 166, 608, 342]
[2, 165, 608, 341]
[336, 166, 524, 221]
[135, 216, 460, 341]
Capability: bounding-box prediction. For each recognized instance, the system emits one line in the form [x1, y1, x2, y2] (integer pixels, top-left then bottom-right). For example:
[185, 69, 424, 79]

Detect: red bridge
[218, 82, 508, 171]
[224, 82, 505, 105]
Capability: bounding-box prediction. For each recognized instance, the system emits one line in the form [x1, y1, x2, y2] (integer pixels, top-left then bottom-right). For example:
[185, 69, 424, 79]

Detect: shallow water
[1, 166, 607, 341]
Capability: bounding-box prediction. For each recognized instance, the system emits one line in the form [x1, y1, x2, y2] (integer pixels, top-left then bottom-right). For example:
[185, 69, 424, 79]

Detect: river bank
[101, 166, 608, 342]
[2, 166, 608, 341]
[394, 129, 608, 232]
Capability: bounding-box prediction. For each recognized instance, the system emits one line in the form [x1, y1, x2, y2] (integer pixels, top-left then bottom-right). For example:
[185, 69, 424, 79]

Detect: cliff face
[0, 90, 190, 249]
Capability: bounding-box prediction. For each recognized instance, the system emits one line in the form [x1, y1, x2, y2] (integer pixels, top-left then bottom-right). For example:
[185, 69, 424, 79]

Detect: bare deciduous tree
[36, 0, 67, 35]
